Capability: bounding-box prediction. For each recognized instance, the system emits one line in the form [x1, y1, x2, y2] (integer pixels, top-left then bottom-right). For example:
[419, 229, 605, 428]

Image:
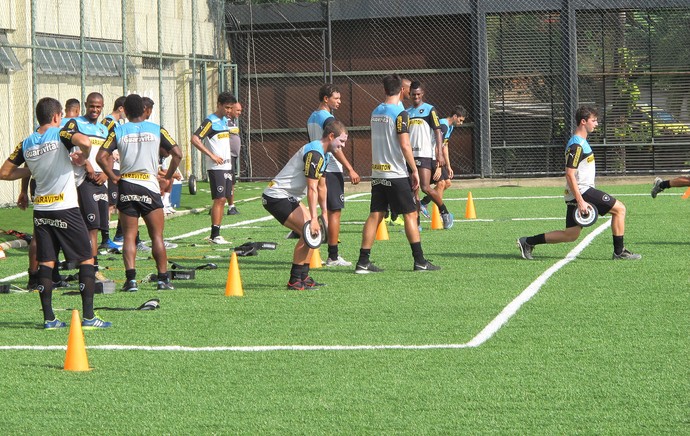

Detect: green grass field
[0, 181, 687, 434]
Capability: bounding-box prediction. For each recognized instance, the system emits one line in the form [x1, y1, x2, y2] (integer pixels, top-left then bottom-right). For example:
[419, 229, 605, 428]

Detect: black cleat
[355, 261, 383, 274]
[302, 276, 325, 288]
[286, 280, 304, 291]
[651, 177, 664, 198]
[516, 237, 534, 260]
[612, 248, 642, 260]
[413, 260, 441, 271]
[122, 279, 138, 292]
[157, 280, 175, 290]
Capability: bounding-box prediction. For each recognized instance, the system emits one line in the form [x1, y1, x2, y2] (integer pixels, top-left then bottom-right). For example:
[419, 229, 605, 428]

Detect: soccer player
[263, 120, 349, 290]
[419, 105, 467, 216]
[227, 101, 242, 215]
[97, 94, 182, 291]
[406, 81, 453, 229]
[356, 74, 440, 273]
[191, 92, 236, 244]
[0, 97, 110, 329]
[63, 98, 81, 121]
[66, 92, 111, 280]
[307, 84, 360, 267]
[651, 176, 690, 198]
[517, 106, 641, 260]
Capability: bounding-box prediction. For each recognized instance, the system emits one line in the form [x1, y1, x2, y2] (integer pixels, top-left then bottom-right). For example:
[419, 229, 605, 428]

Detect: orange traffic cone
[64, 310, 90, 372]
[376, 219, 389, 240]
[224, 251, 244, 297]
[309, 248, 323, 269]
[682, 187, 690, 199]
[465, 191, 477, 219]
[431, 203, 443, 230]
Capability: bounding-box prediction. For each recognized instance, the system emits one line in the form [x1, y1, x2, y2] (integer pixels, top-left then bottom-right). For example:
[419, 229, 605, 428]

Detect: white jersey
[564, 135, 596, 201]
[263, 140, 329, 200]
[370, 103, 410, 179]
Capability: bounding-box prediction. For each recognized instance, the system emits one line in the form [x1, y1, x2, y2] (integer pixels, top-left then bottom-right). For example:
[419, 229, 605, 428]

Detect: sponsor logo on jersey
[33, 193, 64, 204]
[123, 132, 156, 144]
[372, 164, 391, 171]
[371, 178, 392, 187]
[92, 193, 109, 202]
[121, 172, 150, 180]
[25, 141, 59, 158]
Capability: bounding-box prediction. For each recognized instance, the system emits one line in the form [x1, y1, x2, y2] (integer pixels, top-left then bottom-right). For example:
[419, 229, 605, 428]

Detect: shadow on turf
[0, 321, 40, 329]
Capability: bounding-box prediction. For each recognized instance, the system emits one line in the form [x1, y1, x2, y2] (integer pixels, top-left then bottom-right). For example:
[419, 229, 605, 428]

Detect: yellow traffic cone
[64, 310, 91, 372]
[465, 191, 477, 219]
[376, 219, 389, 240]
[431, 203, 443, 230]
[224, 252, 244, 297]
[309, 248, 323, 269]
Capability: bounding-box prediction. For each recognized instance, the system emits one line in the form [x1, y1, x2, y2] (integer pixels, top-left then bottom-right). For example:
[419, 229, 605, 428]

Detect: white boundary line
[0, 219, 611, 353]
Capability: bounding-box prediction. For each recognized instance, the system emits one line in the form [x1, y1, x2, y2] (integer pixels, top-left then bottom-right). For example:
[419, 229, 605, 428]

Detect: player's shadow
[432, 252, 520, 260]
[0, 321, 40, 329]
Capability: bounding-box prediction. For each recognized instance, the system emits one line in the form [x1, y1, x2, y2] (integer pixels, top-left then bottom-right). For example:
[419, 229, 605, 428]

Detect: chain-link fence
[0, 0, 233, 205]
[226, 0, 690, 181]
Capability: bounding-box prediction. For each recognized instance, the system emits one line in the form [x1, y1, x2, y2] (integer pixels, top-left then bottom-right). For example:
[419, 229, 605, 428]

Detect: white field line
[347, 192, 654, 202]
[0, 219, 611, 353]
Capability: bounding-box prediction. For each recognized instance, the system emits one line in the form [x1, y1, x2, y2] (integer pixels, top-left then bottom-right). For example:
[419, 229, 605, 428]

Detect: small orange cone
[64, 310, 91, 372]
[431, 203, 443, 230]
[309, 248, 323, 269]
[0, 246, 5, 259]
[224, 251, 244, 297]
[465, 191, 477, 219]
[682, 187, 690, 199]
[376, 219, 389, 240]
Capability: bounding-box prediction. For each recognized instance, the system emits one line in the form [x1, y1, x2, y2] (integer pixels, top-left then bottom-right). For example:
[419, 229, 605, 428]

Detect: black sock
[37, 265, 55, 321]
[439, 204, 449, 214]
[660, 180, 671, 189]
[613, 235, 624, 255]
[289, 264, 301, 283]
[410, 242, 425, 264]
[135, 231, 142, 244]
[93, 256, 99, 271]
[358, 248, 371, 265]
[79, 264, 96, 319]
[125, 268, 137, 282]
[115, 221, 123, 239]
[390, 212, 398, 221]
[101, 229, 109, 242]
[28, 269, 38, 287]
[51, 264, 62, 283]
[421, 196, 430, 206]
[526, 234, 547, 246]
[300, 264, 309, 281]
[327, 244, 338, 261]
[211, 225, 221, 239]
[157, 272, 169, 283]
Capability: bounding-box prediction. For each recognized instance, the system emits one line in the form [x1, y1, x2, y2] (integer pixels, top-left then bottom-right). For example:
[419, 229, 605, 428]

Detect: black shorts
[325, 171, 345, 211]
[414, 157, 434, 170]
[117, 180, 164, 218]
[77, 180, 110, 231]
[262, 194, 300, 225]
[208, 169, 233, 200]
[34, 208, 92, 263]
[370, 178, 417, 215]
[108, 169, 120, 205]
[430, 160, 450, 182]
[565, 188, 617, 228]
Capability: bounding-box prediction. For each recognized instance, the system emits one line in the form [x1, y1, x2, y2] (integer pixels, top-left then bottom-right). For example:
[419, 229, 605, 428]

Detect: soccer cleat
[285, 230, 300, 239]
[99, 239, 121, 251]
[164, 206, 177, 215]
[355, 261, 383, 274]
[157, 280, 175, 290]
[516, 237, 534, 260]
[136, 242, 151, 252]
[122, 279, 138, 292]
[113, 236, 124, 245]
[651, 177, 664, 198]
[302, 276, 325, 288]
[392, 216, 404, 226]
[227, 205, 239, 215]
[95, 270, 109, 282]
[53, 280, 72, 288]
[82, 316, 112, 330]
[612, 248, 642, 260]
[209, 235, 231, 245]
[44, 318, 67, 330]
[441, 212, 454, 229]
[419, 202, 430, 218]
[413, 260, 441, 271]
[27, 279, 39, 292]
[163, 240, 178, 249]
[286, 280, 305, 291]
[326, 256, 352, 267]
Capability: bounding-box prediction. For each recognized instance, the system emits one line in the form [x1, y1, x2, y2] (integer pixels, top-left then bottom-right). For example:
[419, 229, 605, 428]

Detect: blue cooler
[170, 180, 182, 207]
